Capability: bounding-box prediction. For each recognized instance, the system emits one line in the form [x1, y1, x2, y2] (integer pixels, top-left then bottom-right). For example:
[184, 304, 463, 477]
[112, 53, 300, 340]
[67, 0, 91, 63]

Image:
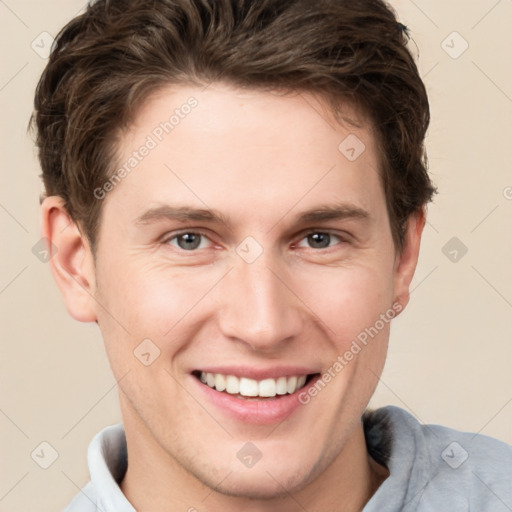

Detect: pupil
[309, 233, 330, 248]
[178, 233, 201, 250]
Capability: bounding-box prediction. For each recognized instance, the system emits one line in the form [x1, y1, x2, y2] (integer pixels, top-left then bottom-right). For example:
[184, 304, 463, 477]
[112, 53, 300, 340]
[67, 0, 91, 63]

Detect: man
[29, 0, 512, 510]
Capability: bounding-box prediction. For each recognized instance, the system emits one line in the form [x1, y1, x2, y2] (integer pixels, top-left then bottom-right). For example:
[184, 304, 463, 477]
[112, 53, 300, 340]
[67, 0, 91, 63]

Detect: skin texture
[42, 83, 425, 512]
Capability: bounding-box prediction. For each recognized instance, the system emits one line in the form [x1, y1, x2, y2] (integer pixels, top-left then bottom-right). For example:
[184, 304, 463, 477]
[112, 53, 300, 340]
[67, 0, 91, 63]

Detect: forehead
[106, 82, 384, 228]
[124, 82, 374, 152]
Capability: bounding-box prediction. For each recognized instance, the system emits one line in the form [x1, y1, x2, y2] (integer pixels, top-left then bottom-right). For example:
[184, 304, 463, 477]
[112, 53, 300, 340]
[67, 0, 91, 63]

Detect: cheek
[292, 260, 395, 344]
[95, 259, 226, 352]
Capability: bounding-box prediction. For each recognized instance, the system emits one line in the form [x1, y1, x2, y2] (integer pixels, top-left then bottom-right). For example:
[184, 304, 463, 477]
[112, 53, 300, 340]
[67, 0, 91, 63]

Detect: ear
[392, 208, 426, 313]
[41, 196, 98, 322]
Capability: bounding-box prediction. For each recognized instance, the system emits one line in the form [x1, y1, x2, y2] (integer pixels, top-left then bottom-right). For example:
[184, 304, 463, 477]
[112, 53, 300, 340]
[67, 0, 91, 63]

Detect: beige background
[1, 0, 511, 511]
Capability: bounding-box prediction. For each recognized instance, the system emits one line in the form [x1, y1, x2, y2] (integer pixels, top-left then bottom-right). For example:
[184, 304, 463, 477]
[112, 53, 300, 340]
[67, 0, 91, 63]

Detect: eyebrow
[135, 205, 231, 226]
[296, 204, 370, 224]
[134, 203, 370, 227]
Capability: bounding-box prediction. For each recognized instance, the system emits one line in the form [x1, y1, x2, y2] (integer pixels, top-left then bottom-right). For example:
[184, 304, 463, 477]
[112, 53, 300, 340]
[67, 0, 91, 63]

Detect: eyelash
[161, 229, 347, 252]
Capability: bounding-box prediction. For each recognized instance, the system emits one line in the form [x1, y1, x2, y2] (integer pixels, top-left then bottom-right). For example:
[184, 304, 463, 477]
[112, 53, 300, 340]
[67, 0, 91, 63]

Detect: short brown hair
[29, 0, 436, 253]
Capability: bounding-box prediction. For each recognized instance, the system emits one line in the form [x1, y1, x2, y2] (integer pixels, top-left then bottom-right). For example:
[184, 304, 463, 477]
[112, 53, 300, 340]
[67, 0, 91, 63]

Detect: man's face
[92, 83, 406, 496]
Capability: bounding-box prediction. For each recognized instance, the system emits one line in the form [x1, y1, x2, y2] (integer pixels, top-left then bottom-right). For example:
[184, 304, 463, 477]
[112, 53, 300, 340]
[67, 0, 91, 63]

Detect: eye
[296, 231, 343, 250]
[164, 231, 213, 251]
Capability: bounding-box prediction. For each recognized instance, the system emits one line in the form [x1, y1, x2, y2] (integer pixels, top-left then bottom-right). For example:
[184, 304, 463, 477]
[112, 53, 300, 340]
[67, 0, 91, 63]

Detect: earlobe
[41, 196, 98, 323]
[392, 208, 426, 313]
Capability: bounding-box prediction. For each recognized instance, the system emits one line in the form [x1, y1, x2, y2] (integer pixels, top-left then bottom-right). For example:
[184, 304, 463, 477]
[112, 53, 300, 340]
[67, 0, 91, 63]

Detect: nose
[217, 249, 304, 353]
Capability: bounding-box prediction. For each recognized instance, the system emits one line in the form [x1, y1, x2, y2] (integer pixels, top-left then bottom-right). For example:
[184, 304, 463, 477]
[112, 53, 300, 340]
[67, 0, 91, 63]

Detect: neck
[120, 404, 389, 512]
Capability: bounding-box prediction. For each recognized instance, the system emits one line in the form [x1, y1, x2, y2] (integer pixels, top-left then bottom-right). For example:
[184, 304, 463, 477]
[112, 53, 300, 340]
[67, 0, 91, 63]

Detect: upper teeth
[199, 372, 307, 398]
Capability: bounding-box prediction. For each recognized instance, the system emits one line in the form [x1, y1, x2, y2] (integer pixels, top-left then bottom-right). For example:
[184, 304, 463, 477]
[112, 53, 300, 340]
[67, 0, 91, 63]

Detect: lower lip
[192, 375, 320, 425]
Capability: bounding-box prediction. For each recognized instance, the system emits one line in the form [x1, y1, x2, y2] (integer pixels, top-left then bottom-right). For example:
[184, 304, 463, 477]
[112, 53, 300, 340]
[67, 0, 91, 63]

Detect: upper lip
[193, 366, 320, 381]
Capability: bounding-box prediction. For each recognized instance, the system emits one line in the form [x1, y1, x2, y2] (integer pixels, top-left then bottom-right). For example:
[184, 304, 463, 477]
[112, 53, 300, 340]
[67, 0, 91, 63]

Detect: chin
[189, 449, 323, 501]
[212, 467, 310, 500]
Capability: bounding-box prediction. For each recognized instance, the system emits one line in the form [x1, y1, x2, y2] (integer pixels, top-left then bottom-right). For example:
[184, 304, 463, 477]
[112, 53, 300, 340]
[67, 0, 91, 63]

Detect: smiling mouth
[192, 371, 318, 400]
